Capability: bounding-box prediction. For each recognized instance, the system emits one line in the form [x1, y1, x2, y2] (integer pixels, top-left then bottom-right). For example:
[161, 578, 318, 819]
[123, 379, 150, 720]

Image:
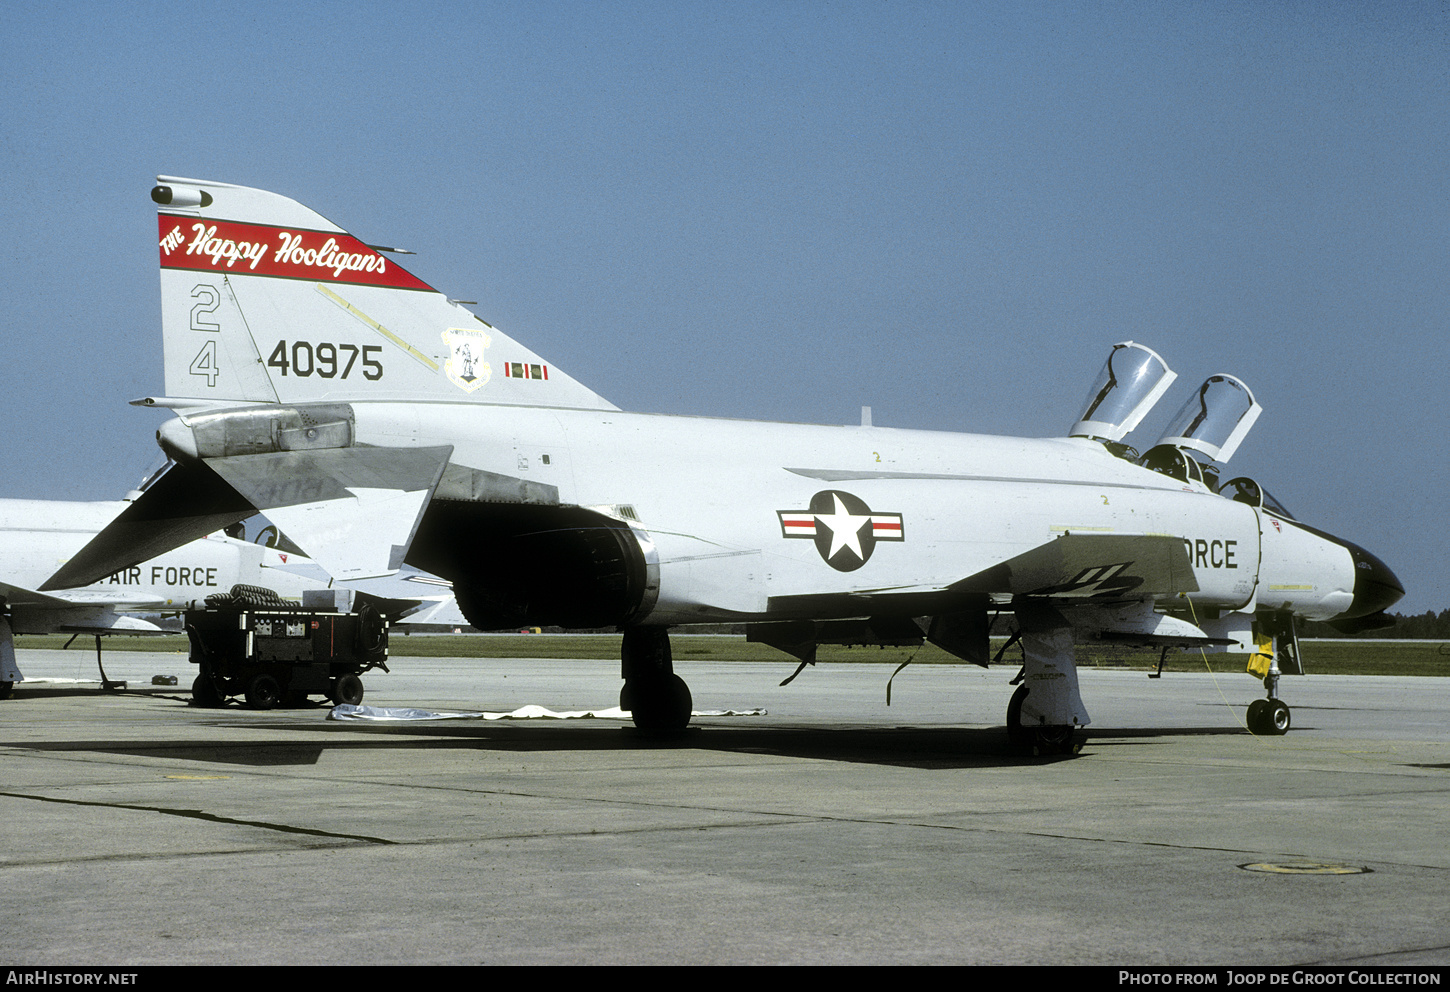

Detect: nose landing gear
[1245, 613, 1300, 736]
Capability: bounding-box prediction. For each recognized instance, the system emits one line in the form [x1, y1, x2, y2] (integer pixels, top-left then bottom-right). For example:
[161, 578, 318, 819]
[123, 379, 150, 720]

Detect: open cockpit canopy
[1153, 374, 1262, 464]
[1069, 342, 1177, 444]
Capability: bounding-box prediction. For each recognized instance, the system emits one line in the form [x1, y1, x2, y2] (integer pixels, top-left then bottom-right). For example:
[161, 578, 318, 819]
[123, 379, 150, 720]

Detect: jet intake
[413, 503, 657, 631]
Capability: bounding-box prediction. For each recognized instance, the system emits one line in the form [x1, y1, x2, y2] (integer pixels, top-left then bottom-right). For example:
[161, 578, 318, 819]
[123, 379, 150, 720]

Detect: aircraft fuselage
[155, 399, 1365, 630]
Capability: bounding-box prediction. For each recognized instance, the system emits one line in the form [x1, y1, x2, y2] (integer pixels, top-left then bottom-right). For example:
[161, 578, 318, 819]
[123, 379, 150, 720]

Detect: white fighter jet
[0, 487, 460, 698]
[44, 177, 1404, 747]
[0, 493, 308, 695]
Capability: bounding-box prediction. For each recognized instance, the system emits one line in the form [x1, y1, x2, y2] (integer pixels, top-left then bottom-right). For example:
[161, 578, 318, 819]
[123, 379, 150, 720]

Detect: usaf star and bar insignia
[778, 490, 904, 571]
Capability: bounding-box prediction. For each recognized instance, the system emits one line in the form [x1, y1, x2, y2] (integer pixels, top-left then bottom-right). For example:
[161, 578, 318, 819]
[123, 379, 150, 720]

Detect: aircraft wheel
[1246, 698, 1270, 734]
[1033, 726, 1080, 756]
[1006, 685, 1030, 744]
[331, 674, 365, 706]
[245, 674, 281, 711]
[1265, 700, 1291, 735]
[191, 674, 225, 708]
[0, 680, 12, 700]
[626, 674, 692, 732]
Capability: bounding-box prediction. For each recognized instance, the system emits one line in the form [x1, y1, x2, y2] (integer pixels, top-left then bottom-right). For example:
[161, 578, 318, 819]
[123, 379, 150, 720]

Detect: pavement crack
[0, 790, 395, 845]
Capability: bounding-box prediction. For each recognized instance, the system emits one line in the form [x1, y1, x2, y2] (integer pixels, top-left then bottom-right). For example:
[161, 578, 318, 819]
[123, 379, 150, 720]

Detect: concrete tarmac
[2, 646, 1448, 966]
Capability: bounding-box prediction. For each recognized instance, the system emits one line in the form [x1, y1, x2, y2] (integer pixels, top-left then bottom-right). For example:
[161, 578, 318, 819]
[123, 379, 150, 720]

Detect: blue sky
[1, 1, 1445, 614]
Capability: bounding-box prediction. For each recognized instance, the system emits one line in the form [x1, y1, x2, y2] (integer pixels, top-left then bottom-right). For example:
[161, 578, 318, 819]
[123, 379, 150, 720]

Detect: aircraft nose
[1339, 539, 1404, 620]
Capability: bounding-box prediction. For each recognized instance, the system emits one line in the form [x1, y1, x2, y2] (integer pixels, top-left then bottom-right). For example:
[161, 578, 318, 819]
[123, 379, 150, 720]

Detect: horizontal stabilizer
[207, 445, 453, 580]
[41, 461, 254, 590]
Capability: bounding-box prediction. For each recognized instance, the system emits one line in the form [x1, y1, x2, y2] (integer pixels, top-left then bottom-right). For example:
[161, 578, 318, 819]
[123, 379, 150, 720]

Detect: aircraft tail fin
[152, 176, 615, 410]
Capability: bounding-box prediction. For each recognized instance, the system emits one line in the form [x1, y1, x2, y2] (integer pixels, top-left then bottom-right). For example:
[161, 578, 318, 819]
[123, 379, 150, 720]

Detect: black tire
[191, 673, 225, 708]
[245, 674, 281, 711]
[1033, 725, 1079, 756]
[626, 674, 692, 731]
[331, 674, 364, 706]
[354, 604, 385, 655]
[0, 680, 13, 700]
[1006, 685, 1030, 744]
[1246, 698, 1270, 734]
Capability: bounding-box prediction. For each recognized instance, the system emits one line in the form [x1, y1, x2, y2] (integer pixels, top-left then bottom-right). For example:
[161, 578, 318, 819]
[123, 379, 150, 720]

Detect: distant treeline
[1301, 610, 1450, 639]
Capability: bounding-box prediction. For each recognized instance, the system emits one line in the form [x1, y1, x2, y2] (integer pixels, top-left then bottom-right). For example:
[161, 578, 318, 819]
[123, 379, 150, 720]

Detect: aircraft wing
[768, 533, 1197, 618]
[0, 580, 79, 609]
[49, 612, 169, 634]
[0, 580, 167, 611]
[949, 532, 1198, 601]
[39, 459, 254, 591]
[31, 589, 172, 610]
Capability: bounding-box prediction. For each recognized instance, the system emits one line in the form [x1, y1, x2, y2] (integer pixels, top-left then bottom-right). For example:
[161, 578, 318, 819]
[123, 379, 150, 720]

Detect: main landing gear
[1002, 623, 1088, 755]
[620, 627, 692, 732]
[1005, 684, 1080, 755]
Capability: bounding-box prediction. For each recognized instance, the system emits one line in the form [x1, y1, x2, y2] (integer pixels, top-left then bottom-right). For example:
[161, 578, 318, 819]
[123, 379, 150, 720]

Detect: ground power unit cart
[187, 586, 389, 709]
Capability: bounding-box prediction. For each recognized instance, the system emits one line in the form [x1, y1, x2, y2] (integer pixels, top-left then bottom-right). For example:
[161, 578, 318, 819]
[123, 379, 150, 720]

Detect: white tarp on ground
[327, 703, 766, 722]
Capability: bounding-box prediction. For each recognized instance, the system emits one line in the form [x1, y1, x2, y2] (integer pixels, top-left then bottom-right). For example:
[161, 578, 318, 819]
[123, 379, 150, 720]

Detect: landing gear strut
[1246, 614, 1297, 736]
[1246, 660, 1292, 735]
[620, 627, 692, 732]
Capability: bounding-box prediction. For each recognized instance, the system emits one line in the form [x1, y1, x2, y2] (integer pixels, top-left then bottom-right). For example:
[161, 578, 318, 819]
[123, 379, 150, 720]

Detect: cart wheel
[245, 674, 281, 710]
[331, 674, 364, 706]
[191, 673, 225, 708]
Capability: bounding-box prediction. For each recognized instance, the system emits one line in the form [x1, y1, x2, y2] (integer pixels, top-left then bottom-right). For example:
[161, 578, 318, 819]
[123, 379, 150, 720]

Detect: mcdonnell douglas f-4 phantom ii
[0, 493, 333, 697]
[44, 176, 1404, 748]
[0, 489, 460, 699]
